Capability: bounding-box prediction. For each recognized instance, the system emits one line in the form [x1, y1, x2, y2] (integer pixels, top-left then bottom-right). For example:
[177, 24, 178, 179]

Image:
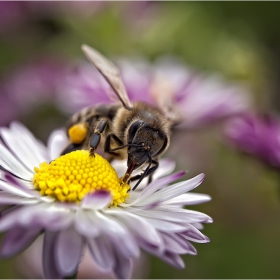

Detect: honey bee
[61, 45, 181, 190]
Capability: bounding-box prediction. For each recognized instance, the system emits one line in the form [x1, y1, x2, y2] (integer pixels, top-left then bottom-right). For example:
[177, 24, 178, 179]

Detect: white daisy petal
[0, 145, 33, 180]
[74, 209, 100, 238]
[145, 217, 188, 232]
[138, 173, 205, 206]
[192, 222, 204, 230]
[87, 235, 115, 271]
[161, 232, 196, 255]
[0, 180, 35, 198]
[106, 208, 163, 249]
[0, 226, 41, 258]
[54, 228, 84, 276]
[163, 193, 211, 206]
[94, 212, 140, 259]
[10, 122, 48, 162]
[43, 231, 63, 279]
[153, 158, 176, 180]
[0, 192, 38, 205]
[180, 225, 210, 243]
[159, 251, 185, 269]
[82, 190, 112, 210]
[112, 253, 133, 279]
[127, 171, 186, 207]
[0, 127, 43, 170]
[0, 204, 73, 232]
[128, 206, 212, 224]
[47, 129, 68, 160]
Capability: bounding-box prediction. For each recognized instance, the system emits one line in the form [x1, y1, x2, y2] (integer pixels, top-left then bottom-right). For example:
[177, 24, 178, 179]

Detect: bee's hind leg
[89, 119, 108, 156]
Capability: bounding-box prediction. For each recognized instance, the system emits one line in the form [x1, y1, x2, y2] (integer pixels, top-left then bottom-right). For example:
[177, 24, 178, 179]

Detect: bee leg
[89, 119, 108, 156]
[148, 174, 153, 184]
[60, 143, 83, 156]
[104, 133, 124, 156]
[130, 160, 159, 190]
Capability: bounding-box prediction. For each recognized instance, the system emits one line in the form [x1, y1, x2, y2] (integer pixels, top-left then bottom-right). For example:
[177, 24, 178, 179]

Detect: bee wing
[149, 77, 182, 126]
[81, 44, 133, 110]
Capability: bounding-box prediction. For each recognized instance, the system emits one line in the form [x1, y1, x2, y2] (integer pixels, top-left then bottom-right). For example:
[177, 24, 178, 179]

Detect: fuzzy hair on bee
[61, 44, 181, 190]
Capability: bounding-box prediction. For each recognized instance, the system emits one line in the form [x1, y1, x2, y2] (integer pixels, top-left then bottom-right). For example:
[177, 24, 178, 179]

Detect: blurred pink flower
[0, 1, 104, 32]
[0, 57, 68, 124]
[0, 53, 252, 131]
[58, 56, 252, 129]
[225, 113, 280, 168]
[0, 1, 25, 33]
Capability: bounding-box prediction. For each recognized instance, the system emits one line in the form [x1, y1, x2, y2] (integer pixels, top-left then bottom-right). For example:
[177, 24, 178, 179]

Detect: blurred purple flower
[25, 1, 105, 19]
[0, 1, 104, 32]
[58, 56, 252, 129]
[0, 57, 68, 124]
[0, 1, 154, 34]
[225, 113, 280, 168]
[0, 1, 25, 33]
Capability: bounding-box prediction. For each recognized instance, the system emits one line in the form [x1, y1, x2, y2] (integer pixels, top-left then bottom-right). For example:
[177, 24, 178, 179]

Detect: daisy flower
[225, 112, 280, 169]
[0, 122, 212, 279]
[57, 56, 251, 129]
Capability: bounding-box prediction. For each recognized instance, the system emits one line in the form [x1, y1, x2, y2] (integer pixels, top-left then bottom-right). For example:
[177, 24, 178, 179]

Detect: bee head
[126, 120, 169, 169]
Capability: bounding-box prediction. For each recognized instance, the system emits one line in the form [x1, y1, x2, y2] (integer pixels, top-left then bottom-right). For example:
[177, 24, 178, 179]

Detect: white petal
[0, 203, 73, 232]
[87, 235, 115, 271]
[180, 224, 210, 243]
[161, 233, 196, 254]
[112, 253, 133, 279]
[162, 193, 211, 206]
[0, 179, 35, 198]
[94, 211, 140, 259]
[0, 127, 43, 170]
[153, 158, 176, 180]
[54, 228, 84, 276]
[10, 122, 48, 161]
[144, 217, 187, 232]
[74, 209, 100, 238]
[158, 251, 185, 269]
[129, 206, 212, 224]
[126, 171, 186, 207]
[47, 129, 68, 160]
[106, 208, 163, 248]
[0, 226, 41, 258]
[43, 231, 62, 279]
[138, 173, 205, 206]
[0, 145, 33, 180]
[82, 190, 111, 210]
[164, 232, 197, 254]
[0, 192, 38, 205]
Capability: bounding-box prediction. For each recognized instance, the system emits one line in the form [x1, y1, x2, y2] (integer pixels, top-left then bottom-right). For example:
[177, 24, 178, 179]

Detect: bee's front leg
[130, 160, 159, 190]
[104, 133, 124, 156]
[89, 119, 108, 156]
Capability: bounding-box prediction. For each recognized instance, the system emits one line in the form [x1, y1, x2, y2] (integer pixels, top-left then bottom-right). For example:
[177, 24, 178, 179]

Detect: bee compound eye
[128, 120, 144, 144]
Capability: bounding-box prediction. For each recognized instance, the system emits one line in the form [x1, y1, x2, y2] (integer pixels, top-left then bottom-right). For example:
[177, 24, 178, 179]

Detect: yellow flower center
[32, 150, 130, 206]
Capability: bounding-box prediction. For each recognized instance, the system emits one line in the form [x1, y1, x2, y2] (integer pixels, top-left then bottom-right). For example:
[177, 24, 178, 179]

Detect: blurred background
[1, 1, 280, 278]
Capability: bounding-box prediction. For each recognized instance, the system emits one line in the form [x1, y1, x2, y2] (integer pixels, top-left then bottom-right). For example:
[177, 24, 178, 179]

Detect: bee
[61, 45, 181, 190]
